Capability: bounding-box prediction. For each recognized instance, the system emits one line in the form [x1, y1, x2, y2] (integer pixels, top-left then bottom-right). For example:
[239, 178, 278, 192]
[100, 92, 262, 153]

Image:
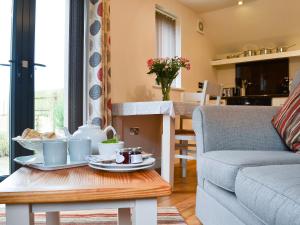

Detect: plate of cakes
[12, 128, 66, 152]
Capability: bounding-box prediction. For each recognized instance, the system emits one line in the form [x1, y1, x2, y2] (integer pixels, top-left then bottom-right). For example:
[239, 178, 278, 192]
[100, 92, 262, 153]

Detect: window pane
[34, 0, 68, 135]
[156, 11, 176, 58]
[0, 0, 13, 176]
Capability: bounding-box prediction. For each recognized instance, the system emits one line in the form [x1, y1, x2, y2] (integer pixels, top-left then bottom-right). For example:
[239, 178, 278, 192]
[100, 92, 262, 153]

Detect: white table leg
[112, 116, 124, 140]
[118, 208, 131, 225]
[161, 114, 175, 186]
[181, 148, 187, 178]
[132, 199, 157, 225]
[6, 204, 34, 225]
[46, 211, 60, 225]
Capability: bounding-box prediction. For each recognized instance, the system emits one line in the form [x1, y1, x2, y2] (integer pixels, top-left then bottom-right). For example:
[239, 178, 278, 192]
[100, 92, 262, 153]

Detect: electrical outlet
[129, 127, 140, 135]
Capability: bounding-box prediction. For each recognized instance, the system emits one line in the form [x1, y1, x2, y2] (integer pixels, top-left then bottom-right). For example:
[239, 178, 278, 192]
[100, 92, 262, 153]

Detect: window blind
[155, 11, 176, 58]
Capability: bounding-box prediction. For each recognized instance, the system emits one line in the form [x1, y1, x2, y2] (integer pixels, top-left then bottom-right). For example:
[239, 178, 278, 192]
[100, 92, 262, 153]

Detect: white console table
[112, 101, 198, 186]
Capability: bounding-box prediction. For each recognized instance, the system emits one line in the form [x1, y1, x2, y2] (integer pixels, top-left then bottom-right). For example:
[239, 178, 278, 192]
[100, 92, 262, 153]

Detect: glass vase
[161, 85, 171, 101]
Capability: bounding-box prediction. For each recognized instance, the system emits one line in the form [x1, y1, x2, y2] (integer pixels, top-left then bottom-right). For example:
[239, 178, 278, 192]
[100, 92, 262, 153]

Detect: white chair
[175, 80, 223, 177]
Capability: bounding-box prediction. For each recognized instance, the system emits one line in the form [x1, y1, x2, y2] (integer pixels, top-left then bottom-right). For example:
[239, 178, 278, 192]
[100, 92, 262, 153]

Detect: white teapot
[64, 124, 117, 154]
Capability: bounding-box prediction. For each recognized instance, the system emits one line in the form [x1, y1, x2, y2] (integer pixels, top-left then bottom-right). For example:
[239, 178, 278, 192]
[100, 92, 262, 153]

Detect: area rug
[0, 207, 187, 225]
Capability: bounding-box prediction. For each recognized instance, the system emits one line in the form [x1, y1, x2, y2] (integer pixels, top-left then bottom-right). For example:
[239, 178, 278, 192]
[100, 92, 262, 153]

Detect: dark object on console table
[226, 96, 272, 106]
[211, 94, 288, 106]
[225, 94, 288, 106]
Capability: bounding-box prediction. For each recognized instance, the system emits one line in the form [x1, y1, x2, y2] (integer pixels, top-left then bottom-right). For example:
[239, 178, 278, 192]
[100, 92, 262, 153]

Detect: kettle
[64, 124, 117, 154]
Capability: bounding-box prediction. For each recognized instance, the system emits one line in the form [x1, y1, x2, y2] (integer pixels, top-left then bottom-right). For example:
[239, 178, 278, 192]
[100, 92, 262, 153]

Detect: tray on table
[14, 155, 87, 171]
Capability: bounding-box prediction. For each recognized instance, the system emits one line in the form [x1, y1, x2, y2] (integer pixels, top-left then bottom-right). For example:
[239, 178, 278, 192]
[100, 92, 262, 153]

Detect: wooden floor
[158, 160, 202, 225]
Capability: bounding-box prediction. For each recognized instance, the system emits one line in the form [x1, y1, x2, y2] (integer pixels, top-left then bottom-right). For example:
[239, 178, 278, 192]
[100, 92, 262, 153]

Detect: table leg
[181, 148, 188, 178]
[112, 116, 124, 140]
[161, 115, 175, 186]
[118, 208, 131, 225]
[6, 204, 34, 225]
[132, 199, 157, 225]
[46, 211, 60, 225]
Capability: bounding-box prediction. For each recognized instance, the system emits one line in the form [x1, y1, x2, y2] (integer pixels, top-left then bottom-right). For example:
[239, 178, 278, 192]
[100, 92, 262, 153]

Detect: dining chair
[175, 80, 223, 177]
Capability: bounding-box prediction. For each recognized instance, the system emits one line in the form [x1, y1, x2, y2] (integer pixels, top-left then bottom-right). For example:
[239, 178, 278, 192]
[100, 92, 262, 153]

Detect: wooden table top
[0, 166, 171, 204]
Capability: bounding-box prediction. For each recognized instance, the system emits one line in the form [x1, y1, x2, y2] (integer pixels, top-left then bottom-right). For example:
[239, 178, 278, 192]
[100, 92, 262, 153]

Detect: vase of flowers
[147, 57, 191, 101]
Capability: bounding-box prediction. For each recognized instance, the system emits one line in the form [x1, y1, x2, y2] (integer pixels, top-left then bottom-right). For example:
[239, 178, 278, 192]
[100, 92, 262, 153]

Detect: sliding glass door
[0, 0, 69, 178]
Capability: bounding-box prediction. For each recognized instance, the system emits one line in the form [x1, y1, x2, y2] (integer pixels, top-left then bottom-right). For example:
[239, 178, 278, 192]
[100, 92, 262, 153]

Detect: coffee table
[0, 166, 171, 225]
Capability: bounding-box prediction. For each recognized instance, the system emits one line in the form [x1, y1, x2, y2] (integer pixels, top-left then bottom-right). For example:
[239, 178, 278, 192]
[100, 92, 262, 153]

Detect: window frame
[68, 0, 84, 133]
[155, 6, 182, 88]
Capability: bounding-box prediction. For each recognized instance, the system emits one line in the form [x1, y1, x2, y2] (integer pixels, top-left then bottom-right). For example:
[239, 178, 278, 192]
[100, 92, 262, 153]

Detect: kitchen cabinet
[236, 59, 289, 96]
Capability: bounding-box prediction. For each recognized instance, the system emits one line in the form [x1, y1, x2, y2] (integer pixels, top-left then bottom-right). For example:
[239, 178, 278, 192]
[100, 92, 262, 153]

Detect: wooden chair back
[180, 80, 223, 106]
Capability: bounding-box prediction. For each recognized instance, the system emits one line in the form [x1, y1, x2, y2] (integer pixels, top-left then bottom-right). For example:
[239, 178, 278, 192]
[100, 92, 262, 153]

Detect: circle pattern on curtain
[88, 0, 111, 128]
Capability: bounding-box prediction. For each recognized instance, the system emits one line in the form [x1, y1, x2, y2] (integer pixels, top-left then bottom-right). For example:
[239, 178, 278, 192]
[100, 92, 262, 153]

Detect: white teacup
[98, 141, 125, 157]
[68, 138, 92, 162]
[43, 141, 68, 166]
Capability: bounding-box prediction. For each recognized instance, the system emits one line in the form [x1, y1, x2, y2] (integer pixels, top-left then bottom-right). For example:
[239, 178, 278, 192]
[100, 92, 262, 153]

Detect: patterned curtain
[87, 0, 112, 128]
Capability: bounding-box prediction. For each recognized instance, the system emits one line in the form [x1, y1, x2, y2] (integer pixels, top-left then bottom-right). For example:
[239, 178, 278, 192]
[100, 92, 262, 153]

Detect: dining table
[112, 101, 199, 186]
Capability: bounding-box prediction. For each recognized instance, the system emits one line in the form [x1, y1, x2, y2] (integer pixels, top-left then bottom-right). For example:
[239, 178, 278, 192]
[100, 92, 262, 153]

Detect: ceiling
[177, 0, 255, 13]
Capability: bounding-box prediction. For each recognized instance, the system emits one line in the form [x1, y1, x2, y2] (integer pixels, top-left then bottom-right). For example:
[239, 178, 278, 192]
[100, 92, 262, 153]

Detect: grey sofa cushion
[192, 106, 288, 154]
[235, 164, 300, 225]
[199, 150, 300, 192]
[200, 180, 266, 225]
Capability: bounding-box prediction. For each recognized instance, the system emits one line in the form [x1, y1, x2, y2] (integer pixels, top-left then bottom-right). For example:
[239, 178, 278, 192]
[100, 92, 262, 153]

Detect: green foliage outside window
[0, 132, 9, 157]
[35, 89, 64, 131]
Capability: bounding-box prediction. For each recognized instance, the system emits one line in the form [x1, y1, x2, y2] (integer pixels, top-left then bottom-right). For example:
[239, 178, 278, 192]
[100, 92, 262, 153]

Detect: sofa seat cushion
[235, 164, 300, 225]
[199, 150, 300, 192]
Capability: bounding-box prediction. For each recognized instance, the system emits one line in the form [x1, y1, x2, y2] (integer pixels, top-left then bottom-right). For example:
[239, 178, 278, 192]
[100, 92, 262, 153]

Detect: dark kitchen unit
[226, 58, 289, 106]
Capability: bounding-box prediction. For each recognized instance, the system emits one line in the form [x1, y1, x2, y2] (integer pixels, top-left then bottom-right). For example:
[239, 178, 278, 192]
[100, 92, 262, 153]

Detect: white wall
[201, 0, 300, 85]
[110, 0, 217, 103]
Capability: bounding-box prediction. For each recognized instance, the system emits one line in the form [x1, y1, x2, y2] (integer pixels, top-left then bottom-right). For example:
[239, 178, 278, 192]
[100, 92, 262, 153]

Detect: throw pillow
[272, 84, 300, 152]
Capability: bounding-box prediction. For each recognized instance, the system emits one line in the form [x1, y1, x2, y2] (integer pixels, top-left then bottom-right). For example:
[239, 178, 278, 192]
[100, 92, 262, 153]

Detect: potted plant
[98, 137, 124, 157]
[147, 57, 191, 101]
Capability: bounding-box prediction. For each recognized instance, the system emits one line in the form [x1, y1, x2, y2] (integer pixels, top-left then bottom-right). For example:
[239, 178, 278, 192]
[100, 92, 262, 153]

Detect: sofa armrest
[192, 106, 288, 154]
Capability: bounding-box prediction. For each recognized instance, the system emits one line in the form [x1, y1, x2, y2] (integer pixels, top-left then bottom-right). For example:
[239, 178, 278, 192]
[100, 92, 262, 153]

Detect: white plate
[89, 157, 156, 168]
[14, 155, 87, 171]
[12, 136, 66, 152]
[86, 155, 116, 163]
[88, 163, 155, 172]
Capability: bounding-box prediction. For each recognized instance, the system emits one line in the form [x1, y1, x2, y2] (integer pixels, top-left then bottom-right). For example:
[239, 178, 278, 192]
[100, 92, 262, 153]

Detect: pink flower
[147, 56, 191, 74]
[186, 64, 191, 70]
[180, 57, 189, 63]
[147, 59, 154, 69]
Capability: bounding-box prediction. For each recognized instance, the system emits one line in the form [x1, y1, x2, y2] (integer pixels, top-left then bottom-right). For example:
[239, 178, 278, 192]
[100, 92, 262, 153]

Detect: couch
[192, 105, 300, 225]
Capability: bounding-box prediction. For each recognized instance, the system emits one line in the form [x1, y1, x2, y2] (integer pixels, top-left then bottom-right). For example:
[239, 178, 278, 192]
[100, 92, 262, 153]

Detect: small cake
[21, 128, 57, 140]
[21, 128, 41, 139]
[42, 132, 57, 140]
